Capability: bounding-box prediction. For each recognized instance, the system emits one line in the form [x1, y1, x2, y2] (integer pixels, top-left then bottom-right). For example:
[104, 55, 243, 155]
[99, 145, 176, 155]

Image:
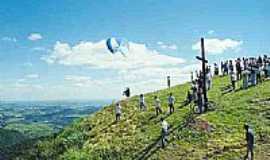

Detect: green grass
[14, 76, 270, 160]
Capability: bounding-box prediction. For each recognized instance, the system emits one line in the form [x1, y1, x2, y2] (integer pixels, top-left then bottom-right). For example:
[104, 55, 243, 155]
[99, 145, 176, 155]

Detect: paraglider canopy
[106, 37, 129, 56]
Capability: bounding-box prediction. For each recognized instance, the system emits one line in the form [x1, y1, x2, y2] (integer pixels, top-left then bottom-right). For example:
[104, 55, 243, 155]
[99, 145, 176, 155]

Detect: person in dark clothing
[224, 61, 229, 75]
[167, 76, 171, 88]
[257, 56, 263, 67]
[123, 87, 130, 97]
[244, 124, 254, 160]
[197, 88, 203, 114]
[186, 90, 193, 104]
[168, 93, 175, 114]
[221, 61, 224, 76]
[236, 58, 242, 80]
[214, 63, 219, 76]
[229, 60, 234, 73]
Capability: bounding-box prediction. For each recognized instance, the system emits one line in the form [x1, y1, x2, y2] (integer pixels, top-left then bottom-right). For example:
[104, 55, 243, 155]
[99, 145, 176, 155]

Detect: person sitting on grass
[139, 94, 147, 111]
[244, 124, 254, 160]
[115, 102, 122, 122]
[168, 93, 175, 114]
[160, 117, 169, 148]
[154, 96, 162, 116]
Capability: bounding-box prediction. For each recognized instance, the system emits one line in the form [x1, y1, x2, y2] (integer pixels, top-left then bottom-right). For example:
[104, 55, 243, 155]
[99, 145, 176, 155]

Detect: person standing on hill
[242, 69, 249, 89]
[224, 61, 229, 75]
[221, 61, 224, 76]
[197, 88, 203, 113]
[206, 67, 212, 90]
[236, 58, 242, 80]
[214, 63, 219, 76]
[250, 69, 257, 86]
[229, 60, 234, 73]
[154, 96, 162, 116]
[230, 71, 237, 90]
[160, 117, 169, 148]
[139, 94, 147, 111]
[186, 90, 193, 104]
[168, 93, 175, 114]
[244, 124, 254, 160]
[167, 76, 171, 89]
[115, 102, 122, 122]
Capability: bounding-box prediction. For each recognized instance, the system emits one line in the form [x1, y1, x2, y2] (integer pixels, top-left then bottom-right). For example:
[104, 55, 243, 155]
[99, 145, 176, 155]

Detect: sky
[0, 0, 269, 101]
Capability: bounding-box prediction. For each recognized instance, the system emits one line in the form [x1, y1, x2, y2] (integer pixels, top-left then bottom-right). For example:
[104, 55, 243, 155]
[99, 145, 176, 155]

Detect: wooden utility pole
[196, 38, 208, 112]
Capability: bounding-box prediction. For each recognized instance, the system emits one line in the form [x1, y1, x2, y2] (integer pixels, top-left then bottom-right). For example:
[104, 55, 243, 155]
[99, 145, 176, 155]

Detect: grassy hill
[13, 76, 270, 160]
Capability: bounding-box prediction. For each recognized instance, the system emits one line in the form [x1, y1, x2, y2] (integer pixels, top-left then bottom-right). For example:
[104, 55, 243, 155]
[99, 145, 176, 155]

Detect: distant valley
[0, 100, 110, 152]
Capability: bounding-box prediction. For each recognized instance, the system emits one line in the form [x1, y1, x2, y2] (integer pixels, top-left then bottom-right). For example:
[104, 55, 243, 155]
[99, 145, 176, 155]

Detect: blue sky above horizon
[0, 0, 269, 101]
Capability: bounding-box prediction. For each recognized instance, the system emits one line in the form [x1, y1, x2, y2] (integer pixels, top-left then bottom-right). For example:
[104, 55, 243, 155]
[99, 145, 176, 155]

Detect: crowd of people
[113, 55, 268, 155]
[214, 55, 270, 90]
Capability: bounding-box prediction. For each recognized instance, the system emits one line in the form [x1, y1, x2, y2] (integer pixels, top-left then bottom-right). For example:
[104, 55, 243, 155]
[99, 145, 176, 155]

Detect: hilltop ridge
[11, 76, 270, 160]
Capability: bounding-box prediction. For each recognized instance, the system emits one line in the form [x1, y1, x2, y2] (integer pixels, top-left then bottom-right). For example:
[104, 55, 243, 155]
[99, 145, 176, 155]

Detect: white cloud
[2, 37, 17, 42]
[207, 30, 215, 35]
[157, 41, 178, 50]
[42, 40, 184, 69]
[28, 33, 43, 41]
[192, 38, 243, 54]
[160, 44, 178, 50]
[38, 40, 192, 99]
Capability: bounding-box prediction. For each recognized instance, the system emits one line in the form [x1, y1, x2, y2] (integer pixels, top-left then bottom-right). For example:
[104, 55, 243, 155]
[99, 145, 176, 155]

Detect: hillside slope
[15, 76, 270, 160]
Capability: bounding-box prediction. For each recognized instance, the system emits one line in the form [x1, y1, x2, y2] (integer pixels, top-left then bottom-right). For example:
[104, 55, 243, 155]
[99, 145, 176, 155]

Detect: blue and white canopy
[106, 37, 129, 56]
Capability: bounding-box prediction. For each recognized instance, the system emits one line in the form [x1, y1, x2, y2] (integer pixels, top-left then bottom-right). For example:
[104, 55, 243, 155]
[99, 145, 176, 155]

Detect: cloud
[207, 30, 215, 35]
[160, 44, 178, 50]
[39, 40, 193, 98]
[28, 33, 43, 41]
[192, 38, 243, 54]
[42, 40, 185, 69]
[2, 37, 17, 42]
[157, 41, 178, 50]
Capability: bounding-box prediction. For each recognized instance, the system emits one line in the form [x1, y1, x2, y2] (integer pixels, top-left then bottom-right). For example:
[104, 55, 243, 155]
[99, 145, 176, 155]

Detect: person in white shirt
[206, 69, 212, 90]
[139, 94, 146, 111]
[242, 70, 250, 89]
[230, 71, 237, 90]
[154, 96, 162, 116]
[115, 102, 122, 122]
[160, 117, 169, 148]
[168, 93, 175, 114]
